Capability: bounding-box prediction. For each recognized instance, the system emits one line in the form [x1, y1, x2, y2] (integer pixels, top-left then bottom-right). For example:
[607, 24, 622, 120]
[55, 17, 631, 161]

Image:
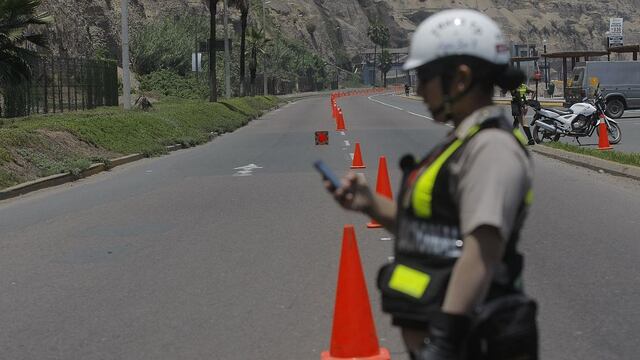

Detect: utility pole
[209, 0, 218, 102]
[223, 0, 231, 98]
[262, 0, 268, 95]
[121, 0, 131, 110]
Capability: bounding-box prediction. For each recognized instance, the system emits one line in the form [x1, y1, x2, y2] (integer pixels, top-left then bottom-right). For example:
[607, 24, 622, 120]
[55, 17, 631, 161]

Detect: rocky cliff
[40, 0, 640, 65]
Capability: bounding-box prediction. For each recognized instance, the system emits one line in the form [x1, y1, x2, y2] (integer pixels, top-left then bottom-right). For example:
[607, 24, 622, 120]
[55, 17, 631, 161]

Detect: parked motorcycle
[528, 86, 622, 145]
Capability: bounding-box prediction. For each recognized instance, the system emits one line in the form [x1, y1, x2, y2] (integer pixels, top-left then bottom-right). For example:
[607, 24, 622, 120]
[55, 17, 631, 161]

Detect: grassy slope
[544, 142, 640, 168]
[0, 96, 280, 189]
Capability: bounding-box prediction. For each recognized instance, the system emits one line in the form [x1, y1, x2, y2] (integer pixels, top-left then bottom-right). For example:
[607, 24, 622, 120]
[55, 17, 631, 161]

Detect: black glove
[413, 312, 472, 360]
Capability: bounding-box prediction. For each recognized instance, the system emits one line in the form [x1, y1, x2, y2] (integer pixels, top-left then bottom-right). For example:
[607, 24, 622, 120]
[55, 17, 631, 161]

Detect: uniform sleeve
[455, 130, 531, 240]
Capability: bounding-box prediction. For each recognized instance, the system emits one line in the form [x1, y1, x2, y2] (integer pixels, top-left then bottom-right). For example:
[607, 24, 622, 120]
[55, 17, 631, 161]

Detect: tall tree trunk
[250, 47, 257, 95]
[209, 0, 217, 102]
[239, 10, 248, 96]
[372, 44, 377, 87]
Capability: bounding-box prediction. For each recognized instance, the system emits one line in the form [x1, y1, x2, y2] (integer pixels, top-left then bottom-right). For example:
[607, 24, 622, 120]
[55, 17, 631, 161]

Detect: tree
[246, 26, 269, 95]
[230, 0, 250, 96]
[366, 21, 390, 87]
[0, 0, 50, 85]
[378, 50, 393, 87]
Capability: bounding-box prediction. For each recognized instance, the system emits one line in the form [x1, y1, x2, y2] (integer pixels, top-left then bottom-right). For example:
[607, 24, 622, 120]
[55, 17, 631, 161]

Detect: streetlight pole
[121, 0, 131, 110]
[543, 39, 548, 90]
[262, 0, 268, 95]
[223, 0, 231, 98]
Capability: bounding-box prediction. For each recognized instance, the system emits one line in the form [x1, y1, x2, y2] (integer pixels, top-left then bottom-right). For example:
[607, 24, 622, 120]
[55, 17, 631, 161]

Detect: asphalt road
[0, 94, 639, 359]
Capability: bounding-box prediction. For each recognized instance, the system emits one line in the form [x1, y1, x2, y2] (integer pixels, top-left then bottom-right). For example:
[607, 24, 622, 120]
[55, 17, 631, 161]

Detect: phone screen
[313, 160, 341, 190]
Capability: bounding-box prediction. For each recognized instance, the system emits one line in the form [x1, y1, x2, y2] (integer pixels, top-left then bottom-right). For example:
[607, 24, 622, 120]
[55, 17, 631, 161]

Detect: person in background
[511, 83, 536, 145]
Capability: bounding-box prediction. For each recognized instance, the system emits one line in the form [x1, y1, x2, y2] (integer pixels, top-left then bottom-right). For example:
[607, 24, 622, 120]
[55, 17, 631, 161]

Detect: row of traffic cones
[321, 90, 403, 359]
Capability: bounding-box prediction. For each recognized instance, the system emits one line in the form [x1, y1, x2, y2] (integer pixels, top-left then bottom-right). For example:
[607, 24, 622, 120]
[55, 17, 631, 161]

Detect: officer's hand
[324, 172, 374, 213]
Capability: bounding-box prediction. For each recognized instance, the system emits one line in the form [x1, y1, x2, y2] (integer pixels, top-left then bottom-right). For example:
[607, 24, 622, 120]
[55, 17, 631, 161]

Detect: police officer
[324, 9, 537, 360]
[511, 83, 535, 145]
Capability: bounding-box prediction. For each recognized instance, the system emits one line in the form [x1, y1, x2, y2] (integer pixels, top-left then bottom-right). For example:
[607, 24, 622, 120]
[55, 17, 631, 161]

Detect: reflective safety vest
[512, 83, 528, 103]
[377, 117, 532, 324]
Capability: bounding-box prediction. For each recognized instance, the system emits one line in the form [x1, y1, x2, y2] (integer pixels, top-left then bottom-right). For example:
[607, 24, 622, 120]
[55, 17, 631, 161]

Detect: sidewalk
[492, 96, 565, 107]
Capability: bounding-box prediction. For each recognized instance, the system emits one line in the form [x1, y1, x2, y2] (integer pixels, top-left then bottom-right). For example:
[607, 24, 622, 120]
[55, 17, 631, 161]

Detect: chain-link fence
[0, 57, 118, 118]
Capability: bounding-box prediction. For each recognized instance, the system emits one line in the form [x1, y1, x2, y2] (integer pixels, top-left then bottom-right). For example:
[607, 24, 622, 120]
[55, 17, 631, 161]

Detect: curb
[0, 104, 280, 202]
[531, 145, 640, 181]
[404, 95, 564, 108]
[493, 99, 564, 107]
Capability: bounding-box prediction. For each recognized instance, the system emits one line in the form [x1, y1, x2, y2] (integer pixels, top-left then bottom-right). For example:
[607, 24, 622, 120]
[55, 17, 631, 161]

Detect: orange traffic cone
[367, 157, 393, 229]
[351, 143, 366, 169]
[321, 225, 391, 360]
[598, 115, 613, 150]
[337, 110, 347, 131]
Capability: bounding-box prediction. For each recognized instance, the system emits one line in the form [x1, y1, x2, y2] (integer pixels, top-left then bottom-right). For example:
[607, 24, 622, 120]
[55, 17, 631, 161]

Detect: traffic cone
[337, 110, 347, 131]
[351, 143, 366, 169]
[367, 157, 393, 229]
[321, 225, 391, 360]
[598, 115, 613, 150]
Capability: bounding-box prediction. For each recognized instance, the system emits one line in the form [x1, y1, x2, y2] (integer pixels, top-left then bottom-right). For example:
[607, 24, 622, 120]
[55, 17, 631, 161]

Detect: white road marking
[349, 153, 355, 160]
[344, 140, 350, 146]
[368, 95, 404, 110]
[380, 237, 393, 241]
[407, 111, 432, 120]
[340, 131, 346, 136]
[233, 163, 263, 177]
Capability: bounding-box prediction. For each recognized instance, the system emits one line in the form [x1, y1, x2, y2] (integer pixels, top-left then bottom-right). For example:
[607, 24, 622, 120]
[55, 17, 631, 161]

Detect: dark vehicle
[566, 61, 640, 118]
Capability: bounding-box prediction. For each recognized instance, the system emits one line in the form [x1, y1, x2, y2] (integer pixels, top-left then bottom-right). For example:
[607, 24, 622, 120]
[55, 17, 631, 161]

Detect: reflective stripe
[389, 264, 431, 299]
[525, 189, 534, 205]
[513, 129, 527, 146]
[412, 125, 480, 218]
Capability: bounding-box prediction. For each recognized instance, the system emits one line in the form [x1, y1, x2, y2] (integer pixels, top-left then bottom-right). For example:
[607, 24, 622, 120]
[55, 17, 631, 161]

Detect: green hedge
[0, 96, 278, 188]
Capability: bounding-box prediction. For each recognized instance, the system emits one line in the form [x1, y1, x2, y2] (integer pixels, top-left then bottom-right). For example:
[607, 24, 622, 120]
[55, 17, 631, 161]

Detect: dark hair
[416, 56, 525, 92]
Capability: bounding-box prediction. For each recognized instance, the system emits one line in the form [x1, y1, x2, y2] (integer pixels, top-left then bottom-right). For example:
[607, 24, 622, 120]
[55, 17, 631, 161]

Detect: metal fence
[0, 57, 119, 118]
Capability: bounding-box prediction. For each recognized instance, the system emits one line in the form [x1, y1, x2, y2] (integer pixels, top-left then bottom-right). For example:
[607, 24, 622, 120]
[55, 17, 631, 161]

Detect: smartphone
[313, 160, 342, 190]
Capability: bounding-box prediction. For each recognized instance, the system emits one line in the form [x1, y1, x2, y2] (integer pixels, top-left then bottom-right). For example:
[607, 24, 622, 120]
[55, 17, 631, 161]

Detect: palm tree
[0, 0, 50, 85]
[230, 0, 249, 96]
[366, 21, 390, 87]
[246, 26, 269, 95]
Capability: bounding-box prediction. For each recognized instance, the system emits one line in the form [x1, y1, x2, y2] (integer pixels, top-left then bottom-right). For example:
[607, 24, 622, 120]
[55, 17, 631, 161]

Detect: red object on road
[350, 143, 366, 169]
[316, 131, 329, 145]
[321, 225, 390, 360]
[597, 115, 613, 150]
[367, 157, 393, 229]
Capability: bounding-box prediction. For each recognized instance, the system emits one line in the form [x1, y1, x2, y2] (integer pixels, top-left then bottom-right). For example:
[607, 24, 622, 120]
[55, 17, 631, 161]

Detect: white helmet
[403, 9, 510, 71]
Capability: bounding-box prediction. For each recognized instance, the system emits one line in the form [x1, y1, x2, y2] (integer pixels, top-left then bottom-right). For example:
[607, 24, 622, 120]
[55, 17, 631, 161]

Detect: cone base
[321, 348, 391, 360]
[351, 165, 366, 169]
[367, 222, 383, 228]
[598, 146, 613, 151]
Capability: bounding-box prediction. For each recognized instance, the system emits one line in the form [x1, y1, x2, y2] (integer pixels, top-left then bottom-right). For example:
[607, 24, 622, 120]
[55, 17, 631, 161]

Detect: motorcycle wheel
[532, 125, 561, 144]
[597, 122, 622, 144]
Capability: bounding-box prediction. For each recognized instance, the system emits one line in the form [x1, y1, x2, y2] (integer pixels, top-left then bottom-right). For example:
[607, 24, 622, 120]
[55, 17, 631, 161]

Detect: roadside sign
[609, 18, 624, 47]
[608, 35, 624, 48]
[610, 18, 623, 35]
[315, 131, 329, 145]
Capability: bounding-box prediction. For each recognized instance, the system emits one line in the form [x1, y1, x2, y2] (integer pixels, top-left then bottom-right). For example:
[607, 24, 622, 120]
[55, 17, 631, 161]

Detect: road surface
[0, 93, 638, 359]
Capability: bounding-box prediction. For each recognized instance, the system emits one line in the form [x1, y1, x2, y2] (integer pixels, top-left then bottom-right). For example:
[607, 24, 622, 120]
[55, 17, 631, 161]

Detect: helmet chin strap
[430, 79, 476, 122]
